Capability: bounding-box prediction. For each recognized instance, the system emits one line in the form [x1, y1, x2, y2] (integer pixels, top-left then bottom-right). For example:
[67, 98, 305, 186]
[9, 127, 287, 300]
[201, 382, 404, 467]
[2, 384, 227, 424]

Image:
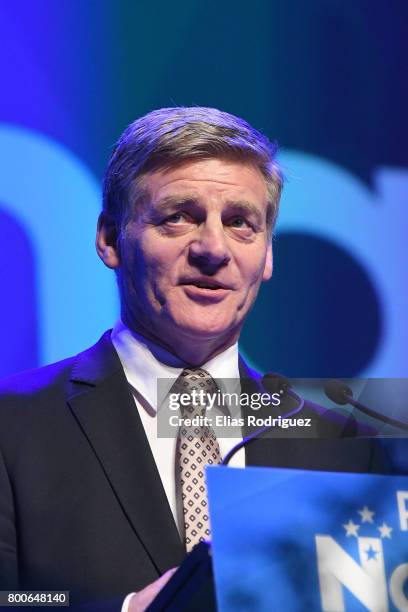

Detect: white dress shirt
[111, 321, 245, 530]
[112, 321, 245, 611]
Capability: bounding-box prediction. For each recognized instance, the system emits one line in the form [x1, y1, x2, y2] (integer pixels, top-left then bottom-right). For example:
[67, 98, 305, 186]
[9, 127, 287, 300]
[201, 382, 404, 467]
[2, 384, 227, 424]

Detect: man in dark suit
[0, 107, 394, 610]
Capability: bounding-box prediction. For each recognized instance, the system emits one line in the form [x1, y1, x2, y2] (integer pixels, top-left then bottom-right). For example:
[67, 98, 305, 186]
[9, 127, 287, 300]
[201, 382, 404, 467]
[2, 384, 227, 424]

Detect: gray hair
[103, 106, 283, 231]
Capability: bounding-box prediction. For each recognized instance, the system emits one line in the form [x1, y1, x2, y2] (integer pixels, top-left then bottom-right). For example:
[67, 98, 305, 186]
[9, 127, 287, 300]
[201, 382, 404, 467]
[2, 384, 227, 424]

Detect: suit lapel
[238, 356, 312, 466]
[238, 355, 271, 466]
[67, 332, 185, 574]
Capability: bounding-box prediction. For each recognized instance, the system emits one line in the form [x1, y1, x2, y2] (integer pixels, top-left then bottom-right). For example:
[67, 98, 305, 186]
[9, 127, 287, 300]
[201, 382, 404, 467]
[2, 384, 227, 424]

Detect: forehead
[141, 158, 268, 207]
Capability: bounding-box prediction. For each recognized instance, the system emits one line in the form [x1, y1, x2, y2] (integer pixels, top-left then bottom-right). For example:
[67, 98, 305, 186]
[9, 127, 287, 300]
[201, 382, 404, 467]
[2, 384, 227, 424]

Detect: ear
[262, 242, 273, 281]
[96, 212, 121, 269]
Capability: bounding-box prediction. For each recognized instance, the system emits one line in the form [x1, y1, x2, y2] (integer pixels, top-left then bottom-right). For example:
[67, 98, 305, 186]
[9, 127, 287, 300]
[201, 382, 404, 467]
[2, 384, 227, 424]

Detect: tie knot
[171, 368, 218, 418]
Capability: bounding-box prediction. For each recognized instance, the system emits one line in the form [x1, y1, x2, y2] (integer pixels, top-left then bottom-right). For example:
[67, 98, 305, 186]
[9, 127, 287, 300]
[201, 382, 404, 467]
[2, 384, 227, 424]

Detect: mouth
[179, 278, 232, 302]
[179, 278, 231, 290]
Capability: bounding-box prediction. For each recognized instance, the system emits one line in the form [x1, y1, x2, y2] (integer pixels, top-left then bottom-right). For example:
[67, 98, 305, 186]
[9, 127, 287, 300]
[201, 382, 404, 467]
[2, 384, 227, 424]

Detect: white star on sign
[378, 522, 393, 539]
[358, 506, 375, 523]
[343, 520, 360, 537]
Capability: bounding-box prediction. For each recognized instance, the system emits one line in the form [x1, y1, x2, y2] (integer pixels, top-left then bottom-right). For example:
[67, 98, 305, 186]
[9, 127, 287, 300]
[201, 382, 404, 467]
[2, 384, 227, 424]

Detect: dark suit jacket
[0, 331, 399, 608]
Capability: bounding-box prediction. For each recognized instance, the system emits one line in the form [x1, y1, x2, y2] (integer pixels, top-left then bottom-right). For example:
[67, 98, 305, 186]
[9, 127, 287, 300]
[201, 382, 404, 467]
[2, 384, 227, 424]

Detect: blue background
[0, 1, 407, 378]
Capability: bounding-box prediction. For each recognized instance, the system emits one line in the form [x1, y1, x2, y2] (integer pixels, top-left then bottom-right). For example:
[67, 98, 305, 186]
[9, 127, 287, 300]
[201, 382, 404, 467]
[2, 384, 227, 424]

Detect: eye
[164, 212, 189, 224]
[228, 217, 251, 229]
[167, 213, 183, 223]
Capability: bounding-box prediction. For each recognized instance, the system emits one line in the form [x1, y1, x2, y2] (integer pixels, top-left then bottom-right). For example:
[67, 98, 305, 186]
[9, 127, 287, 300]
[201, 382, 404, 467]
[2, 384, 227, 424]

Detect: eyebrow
[153, 195, 265, 222]
[152, 195, 199, 211]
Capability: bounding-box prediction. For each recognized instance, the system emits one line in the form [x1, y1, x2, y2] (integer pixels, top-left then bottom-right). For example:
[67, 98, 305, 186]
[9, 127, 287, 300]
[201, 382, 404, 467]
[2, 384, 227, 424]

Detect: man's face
[115, 158, 272, 357]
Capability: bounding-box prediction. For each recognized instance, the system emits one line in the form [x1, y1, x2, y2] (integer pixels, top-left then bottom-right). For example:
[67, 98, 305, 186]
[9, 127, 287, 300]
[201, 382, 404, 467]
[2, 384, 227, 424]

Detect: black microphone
[262, 372, 292, 395]
[261, 373, 305, 415]
[324, 380, 408, 431]
[222, 373, 305, 466]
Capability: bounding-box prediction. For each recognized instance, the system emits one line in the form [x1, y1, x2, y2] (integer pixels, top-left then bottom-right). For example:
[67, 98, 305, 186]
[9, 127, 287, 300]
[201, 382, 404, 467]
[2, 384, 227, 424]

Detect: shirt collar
[111, 320, 240, 413]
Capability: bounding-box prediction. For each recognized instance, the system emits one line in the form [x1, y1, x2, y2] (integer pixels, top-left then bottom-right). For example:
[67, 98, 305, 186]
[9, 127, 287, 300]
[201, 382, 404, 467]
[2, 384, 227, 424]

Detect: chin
[171, 315, 239, 341]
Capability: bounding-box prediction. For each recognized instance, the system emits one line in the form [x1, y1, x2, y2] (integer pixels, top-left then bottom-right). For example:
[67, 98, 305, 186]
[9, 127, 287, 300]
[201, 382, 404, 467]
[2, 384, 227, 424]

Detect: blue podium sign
[206, 466, 408, 611]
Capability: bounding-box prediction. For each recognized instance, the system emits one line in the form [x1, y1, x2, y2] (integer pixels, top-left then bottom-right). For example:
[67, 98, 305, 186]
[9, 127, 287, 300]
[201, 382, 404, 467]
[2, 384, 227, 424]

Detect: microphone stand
[324, 380, 408, 432]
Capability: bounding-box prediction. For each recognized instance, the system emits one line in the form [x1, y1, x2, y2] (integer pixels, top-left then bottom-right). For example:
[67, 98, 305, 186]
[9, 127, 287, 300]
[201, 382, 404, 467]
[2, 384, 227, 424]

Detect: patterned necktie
[173, 368, 222, 552]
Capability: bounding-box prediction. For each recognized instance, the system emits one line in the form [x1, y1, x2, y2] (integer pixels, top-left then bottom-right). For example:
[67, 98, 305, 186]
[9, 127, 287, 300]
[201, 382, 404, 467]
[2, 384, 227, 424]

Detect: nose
[188, 217, 231, 273]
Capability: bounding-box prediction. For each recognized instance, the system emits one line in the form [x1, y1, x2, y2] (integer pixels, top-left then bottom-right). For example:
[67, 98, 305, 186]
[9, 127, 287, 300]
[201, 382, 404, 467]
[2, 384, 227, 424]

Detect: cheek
[138, 238, 185, 284]
[239, 253, 269, 288]
[132, 248, 175, 302]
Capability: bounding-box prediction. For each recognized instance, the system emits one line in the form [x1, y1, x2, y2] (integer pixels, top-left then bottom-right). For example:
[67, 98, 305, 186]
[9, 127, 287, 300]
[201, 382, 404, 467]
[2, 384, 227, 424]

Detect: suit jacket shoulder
[0, 331, 184, 603]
